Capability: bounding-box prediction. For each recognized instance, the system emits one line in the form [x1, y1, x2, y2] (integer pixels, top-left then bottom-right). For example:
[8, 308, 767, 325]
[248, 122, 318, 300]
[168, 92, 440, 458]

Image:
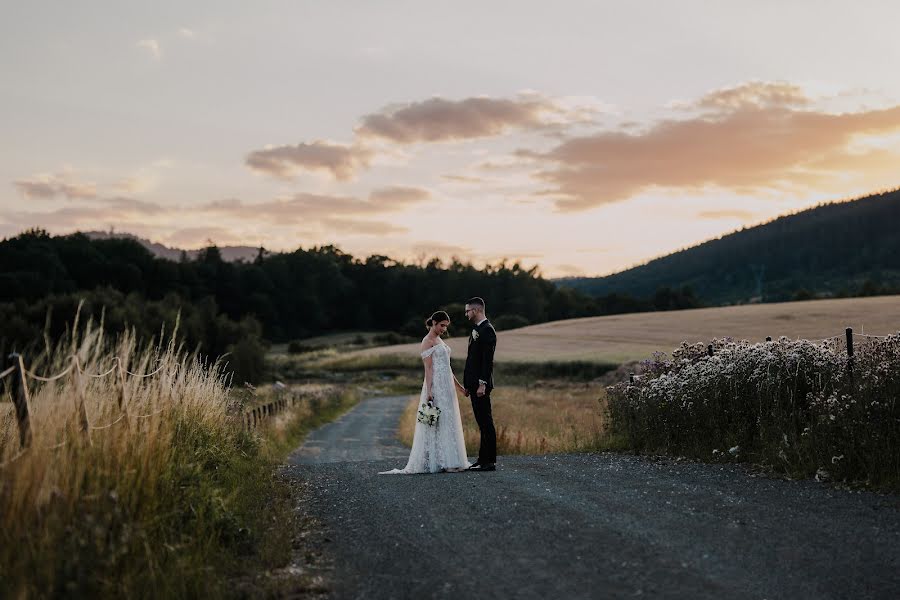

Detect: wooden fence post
[7, 353, 32, 448]
[72, 358, 91, 438]
[707, 344, 714, 357]
[629, 373, 635, 384]
[846, 327, 855, 381]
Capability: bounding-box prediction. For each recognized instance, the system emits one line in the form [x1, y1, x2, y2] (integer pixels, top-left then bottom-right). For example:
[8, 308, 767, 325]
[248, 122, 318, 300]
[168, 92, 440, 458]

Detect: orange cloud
[523, 83, 900, 211]
[692, 81, 811, 111]
[356, 96, 559, 144]
[245, 141, 372, 180]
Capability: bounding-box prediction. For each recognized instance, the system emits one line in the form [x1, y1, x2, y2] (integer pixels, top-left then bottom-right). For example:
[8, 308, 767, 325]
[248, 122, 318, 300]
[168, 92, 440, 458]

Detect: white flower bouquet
[417, 400, 441, 426]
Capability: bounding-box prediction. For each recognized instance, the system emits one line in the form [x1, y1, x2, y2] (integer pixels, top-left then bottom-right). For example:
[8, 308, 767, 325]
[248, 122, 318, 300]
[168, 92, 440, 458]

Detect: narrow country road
[285, 395, 900, 599]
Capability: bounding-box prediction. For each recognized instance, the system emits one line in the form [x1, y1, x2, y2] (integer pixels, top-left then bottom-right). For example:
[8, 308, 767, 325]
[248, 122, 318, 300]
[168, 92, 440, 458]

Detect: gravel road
[285, 396, 900, 599]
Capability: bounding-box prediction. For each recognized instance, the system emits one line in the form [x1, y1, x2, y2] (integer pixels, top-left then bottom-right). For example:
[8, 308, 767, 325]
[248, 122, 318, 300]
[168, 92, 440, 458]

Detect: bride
[380, 310, 471, 474]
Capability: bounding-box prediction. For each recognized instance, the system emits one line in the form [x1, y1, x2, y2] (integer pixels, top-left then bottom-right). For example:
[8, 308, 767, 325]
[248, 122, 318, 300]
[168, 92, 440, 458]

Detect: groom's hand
[477, 383, 486, 397]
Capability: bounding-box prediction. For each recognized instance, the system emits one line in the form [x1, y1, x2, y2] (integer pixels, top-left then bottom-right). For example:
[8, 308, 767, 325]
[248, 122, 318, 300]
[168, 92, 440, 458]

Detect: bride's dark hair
[425, 310, 451, 329]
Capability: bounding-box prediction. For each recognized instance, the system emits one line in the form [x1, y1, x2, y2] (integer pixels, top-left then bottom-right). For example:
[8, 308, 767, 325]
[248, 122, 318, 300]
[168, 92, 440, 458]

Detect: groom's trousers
[469, 389, 497, 464]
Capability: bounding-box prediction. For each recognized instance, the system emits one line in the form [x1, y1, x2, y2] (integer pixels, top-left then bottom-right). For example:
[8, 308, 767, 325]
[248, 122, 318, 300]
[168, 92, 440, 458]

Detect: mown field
[351, 295, 900, 364]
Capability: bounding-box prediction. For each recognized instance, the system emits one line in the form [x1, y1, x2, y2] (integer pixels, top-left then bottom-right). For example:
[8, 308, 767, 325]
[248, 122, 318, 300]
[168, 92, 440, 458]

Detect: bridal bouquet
[417, 400, 441, 427]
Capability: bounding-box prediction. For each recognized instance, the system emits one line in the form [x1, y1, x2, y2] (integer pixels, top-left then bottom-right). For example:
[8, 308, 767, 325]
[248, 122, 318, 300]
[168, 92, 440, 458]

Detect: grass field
[354, 295, 900, 365]
[397, 384, 612, 455]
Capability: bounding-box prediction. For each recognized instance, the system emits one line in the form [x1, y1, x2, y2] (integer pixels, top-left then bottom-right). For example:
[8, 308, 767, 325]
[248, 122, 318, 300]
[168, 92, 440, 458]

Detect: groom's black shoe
[469, 462, 496, 472]
[467, 461, 480, 470]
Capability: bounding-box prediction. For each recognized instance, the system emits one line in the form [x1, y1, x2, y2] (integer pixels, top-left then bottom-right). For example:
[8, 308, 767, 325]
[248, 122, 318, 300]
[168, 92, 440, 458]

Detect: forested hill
[559, 188, 900, 305]
[0, 230, 599, 349]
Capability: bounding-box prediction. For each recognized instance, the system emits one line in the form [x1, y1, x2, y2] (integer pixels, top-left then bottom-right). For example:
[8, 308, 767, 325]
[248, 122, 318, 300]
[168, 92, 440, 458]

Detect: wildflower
[728, 445, 740, 455]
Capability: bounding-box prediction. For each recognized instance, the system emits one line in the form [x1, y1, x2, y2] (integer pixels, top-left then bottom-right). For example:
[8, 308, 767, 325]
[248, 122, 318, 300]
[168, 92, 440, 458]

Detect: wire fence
[1, 351, 303, 465]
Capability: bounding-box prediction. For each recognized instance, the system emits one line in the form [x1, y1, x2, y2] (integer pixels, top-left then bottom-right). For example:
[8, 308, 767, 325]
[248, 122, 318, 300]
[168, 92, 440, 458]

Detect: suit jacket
[464, 319, 497, 391]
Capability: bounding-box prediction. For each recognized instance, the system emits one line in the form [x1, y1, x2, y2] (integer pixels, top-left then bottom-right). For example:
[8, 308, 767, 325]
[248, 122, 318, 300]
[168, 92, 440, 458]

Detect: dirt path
[285, 396, 900, 599]
[291, 395, 411, 464]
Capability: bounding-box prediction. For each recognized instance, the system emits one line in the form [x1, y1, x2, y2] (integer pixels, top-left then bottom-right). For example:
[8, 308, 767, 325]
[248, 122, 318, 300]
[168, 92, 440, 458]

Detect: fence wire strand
[90, 413, 127, 430]
[0, 447, 28, 468]
[133, 406, 167, 419]
[25, 358, 75, 382]
[83, 358, 120, 379]
[124, 363, 165, 378]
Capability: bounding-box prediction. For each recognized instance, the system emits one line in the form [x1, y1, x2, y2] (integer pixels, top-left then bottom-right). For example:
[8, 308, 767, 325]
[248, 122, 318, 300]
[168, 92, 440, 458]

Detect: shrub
[606, 335, 900, 489]
[492, 314, 531, 331]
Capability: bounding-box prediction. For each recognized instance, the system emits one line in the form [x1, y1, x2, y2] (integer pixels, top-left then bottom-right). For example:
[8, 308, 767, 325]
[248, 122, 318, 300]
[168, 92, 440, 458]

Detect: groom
[463, 297, 497, 472]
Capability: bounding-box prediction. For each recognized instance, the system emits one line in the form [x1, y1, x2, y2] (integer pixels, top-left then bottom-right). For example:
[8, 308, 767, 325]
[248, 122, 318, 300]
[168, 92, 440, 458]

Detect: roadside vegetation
[606, 336, 900, 491]
[0, 320, 358, 598]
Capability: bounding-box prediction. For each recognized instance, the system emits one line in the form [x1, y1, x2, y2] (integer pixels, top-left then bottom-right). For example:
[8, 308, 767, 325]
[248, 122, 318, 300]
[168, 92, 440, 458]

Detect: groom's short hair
[466, 297, 485, 310]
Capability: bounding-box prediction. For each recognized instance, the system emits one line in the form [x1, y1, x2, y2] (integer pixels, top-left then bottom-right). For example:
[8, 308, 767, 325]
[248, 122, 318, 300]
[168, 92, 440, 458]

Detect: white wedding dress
[380, 340, 470, 474]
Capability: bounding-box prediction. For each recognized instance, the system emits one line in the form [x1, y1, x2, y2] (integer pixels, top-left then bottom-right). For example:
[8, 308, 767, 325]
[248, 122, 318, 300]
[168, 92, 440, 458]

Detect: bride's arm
[452, 374, 468, 396]
[421, 344, 435, 400]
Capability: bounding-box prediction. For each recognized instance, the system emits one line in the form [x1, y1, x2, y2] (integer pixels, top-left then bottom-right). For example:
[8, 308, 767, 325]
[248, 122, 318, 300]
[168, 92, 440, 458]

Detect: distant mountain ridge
[558, 188, 900, 305]
[83, 231, 262, 263]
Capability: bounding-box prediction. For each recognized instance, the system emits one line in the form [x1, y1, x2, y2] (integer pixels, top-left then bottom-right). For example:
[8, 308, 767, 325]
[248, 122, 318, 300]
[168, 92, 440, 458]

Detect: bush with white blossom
[606, 334, 900, 489]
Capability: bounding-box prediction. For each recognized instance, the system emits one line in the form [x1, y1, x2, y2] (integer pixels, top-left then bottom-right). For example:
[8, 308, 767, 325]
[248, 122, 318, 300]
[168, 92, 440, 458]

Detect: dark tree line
[0, 230, 702, 382]
[561, 188, 900, 305]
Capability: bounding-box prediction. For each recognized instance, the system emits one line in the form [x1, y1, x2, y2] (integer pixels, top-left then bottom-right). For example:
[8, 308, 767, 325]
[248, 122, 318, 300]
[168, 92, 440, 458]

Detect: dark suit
[464, 319, 497, 464]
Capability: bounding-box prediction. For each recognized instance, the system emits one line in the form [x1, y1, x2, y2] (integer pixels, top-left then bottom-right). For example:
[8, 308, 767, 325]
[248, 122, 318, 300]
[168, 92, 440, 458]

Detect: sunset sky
[3, 1, 900, 277]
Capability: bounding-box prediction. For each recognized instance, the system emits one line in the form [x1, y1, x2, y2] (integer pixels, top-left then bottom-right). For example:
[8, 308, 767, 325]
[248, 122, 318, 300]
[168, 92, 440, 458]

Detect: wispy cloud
[697, 209, 757, 220]
[520, 81, 900, 211]
[441, 174, 487, 184]
[203, 190, 427, 221]
[136, 38, 162, 60]
[14, 172, 98, 200]
[368, 186, 430, 205]
[245, 141, 372, 180]
[200, 188, 429, 235]
[3, 197, 164, 230]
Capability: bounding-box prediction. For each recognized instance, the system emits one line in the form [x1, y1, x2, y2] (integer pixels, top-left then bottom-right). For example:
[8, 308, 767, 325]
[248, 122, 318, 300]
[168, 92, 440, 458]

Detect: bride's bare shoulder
[421, 336, 438, 350]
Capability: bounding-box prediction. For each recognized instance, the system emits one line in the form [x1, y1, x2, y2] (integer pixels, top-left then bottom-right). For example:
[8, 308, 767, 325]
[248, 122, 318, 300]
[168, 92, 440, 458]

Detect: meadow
[397, 383, 611, 455]
[369, 296, 900, 488]
[353, 295, 900, 364]
[0, 318, 358, 598]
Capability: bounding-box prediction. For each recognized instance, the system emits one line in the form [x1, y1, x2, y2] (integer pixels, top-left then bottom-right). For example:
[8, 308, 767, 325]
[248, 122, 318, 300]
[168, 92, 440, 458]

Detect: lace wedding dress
[380, 340, 470, 474]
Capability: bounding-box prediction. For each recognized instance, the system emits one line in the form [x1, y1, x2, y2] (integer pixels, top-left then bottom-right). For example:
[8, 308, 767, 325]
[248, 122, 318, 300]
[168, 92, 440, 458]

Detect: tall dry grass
[0, 317, 273, 598]
[398, 383, 609, 455]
